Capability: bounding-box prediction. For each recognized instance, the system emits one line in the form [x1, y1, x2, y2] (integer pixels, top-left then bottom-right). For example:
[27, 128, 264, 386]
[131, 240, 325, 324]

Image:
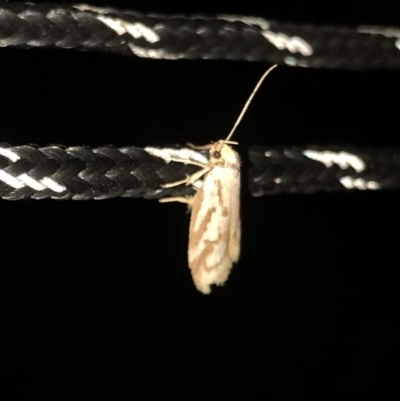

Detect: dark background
[0, 1, 399, 399]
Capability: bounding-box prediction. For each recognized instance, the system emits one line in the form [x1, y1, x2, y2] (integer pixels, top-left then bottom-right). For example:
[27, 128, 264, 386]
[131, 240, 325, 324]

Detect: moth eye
[212, 151, 221, 159]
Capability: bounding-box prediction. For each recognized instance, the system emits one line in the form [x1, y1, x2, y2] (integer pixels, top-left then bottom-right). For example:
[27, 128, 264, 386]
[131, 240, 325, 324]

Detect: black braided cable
[249, 146, 400, 196]
[0, 144, 201, 200]
[1, 2, 400, 70]
[1, 143, 399, 200]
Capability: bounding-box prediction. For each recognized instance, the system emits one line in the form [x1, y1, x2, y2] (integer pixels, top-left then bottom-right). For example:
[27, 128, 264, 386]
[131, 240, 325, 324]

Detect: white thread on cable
[340, 176, 380, 190]
[218, 15, 313, 57]
[262, 31, 313, 56]
[39, 177, 66, 193]
[73, 4, 160, 43]
[283, 56, 309, 67]
[144, 147, 208, 165]
[97, 16, 159, 43]
[0, 171, 25, 189]
[18, 174, 47, 191]
[73, 4, 111, 14]
[145, 147, 207, 191]
[127, 43, 183, 59]
[0, 147, 20, 162]
[0, 146, 67, 193]
[218, 15, 271, 31]
[303, 150, 366, 173]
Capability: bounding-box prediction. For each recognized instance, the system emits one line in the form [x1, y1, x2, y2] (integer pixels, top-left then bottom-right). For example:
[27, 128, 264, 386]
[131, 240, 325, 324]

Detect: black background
[0, 1, 399, 399]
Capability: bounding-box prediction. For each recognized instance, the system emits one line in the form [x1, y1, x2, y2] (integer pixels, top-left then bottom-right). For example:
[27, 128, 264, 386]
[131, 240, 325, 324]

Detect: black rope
[249, 146, 400, 196]
[0, 144, 200, 200]
[1, 2, 400, 70]
[1, 143, 399, 200]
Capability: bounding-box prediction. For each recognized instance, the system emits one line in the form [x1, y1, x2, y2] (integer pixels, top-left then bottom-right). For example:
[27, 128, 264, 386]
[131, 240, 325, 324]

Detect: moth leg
[165, 157, 206, 168]
[159, 196, 194, 205]
[187, 142, 213, 150]
[162, 177, 190, 188]
[162, 167, 210, 188]
[186, 167, 210, 184]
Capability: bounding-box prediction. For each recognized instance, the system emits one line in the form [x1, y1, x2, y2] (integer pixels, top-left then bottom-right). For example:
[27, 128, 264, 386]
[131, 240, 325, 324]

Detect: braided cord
[1, 143, 399, 200]
[249, 146, 400, 196]
[0, 144, 201, 200]
[1, 2, 400, 69]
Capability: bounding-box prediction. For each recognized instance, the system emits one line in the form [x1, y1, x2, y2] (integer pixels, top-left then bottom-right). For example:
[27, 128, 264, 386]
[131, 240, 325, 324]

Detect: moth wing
[188, 166, 240, 294]
[228, 167, 241, 263]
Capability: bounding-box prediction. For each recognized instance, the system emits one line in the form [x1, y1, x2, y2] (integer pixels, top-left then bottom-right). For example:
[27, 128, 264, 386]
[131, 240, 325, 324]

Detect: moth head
[209, 141, 239, 164]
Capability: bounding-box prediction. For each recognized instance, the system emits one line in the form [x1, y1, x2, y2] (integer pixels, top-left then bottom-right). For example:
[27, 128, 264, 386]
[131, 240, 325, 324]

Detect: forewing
[188, 166, 240, 294]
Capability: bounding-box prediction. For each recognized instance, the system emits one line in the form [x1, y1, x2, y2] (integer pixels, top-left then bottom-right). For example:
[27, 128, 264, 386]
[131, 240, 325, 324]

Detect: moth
[149, 65, 277, 294]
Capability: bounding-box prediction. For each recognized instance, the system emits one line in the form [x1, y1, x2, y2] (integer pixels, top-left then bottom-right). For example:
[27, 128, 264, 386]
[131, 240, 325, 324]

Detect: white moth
[152, 65, 277, 294]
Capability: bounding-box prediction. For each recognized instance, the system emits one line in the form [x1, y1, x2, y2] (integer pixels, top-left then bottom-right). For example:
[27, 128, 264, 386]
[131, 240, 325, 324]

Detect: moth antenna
[225, 64, 278, 142]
